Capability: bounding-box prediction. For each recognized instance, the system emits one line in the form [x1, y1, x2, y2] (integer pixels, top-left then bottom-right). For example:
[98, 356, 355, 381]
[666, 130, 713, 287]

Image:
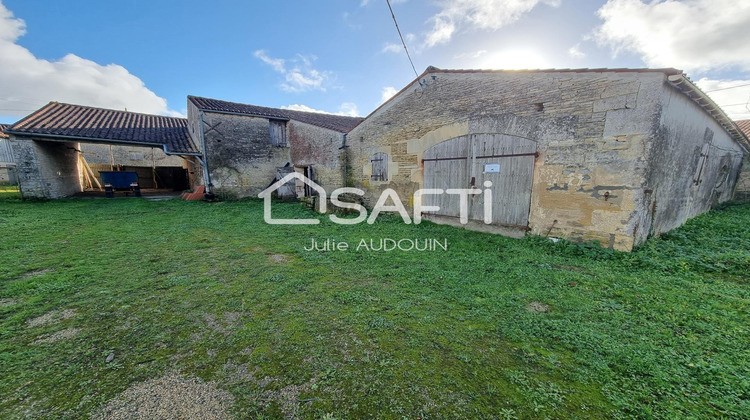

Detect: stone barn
[5, 102, 201, 199]
[186, 96, 362, 198]
[0, 124, 18, 185]
[347, 68, 748, 251]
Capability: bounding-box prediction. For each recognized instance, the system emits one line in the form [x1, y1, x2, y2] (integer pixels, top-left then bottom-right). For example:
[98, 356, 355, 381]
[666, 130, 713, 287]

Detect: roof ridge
[189, 95, 362, 120]
[189, 95, 363, 133]
[15, 101, 187, 125]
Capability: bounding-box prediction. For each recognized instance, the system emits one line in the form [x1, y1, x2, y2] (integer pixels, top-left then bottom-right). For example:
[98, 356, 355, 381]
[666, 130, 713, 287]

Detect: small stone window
[270, 120, 287, 147]
[371, 152, 388, 181]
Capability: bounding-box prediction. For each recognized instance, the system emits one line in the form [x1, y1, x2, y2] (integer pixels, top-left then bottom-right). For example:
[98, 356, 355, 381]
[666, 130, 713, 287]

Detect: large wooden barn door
[423, 134, 537, 228]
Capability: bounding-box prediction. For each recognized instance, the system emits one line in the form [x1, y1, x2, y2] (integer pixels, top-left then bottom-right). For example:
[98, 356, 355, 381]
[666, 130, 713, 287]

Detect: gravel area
[91, 372, 235, 420]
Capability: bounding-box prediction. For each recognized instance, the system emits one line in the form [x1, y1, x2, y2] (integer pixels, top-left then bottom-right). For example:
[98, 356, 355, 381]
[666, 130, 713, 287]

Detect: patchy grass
[0, 196, 748, 419]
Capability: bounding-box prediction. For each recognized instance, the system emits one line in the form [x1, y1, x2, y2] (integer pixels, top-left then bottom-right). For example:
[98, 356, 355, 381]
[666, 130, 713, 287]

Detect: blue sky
[1, 0, 749, 124]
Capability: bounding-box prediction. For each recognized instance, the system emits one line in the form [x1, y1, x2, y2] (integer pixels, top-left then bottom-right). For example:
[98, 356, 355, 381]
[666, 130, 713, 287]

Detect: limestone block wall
[10, 137, 80, 199]
[201, 111, 291, 198]
[348, 70, 669, 250]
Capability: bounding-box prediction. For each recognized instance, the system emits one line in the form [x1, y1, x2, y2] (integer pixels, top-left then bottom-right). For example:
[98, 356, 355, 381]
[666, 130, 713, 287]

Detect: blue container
[99, 171, 139, 188]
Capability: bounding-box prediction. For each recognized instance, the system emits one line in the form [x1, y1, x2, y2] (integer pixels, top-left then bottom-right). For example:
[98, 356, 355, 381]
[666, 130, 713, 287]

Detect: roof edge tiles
[188, 96, 364, 133]
[5, 102, 198, 154]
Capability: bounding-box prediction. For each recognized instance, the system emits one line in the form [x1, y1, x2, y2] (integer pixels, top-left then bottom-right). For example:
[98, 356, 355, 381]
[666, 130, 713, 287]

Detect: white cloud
[454, 50, 488, 60]
[253, 50, 285, 73]
[281, 102, 361, 117]
[337, 102, 360, 117]
[254, 50, 330, 93]
[696, 78, 750, 121]
[594, 0, 750, 73]
[424, 0, 556, 48]
[568, 43, 586, 59]
[380, 86, 399, 104]
[0, 1, 179, 118]
[382, 43, 403, 54]
[480, 49, 548, 70]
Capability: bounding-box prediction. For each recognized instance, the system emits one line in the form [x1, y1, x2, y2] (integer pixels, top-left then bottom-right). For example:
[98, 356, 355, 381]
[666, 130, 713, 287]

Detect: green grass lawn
[0, 196, 748, 419]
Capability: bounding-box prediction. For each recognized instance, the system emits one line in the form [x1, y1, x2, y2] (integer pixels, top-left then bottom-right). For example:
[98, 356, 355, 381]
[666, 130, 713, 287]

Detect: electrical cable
[386, 0, 419, 79]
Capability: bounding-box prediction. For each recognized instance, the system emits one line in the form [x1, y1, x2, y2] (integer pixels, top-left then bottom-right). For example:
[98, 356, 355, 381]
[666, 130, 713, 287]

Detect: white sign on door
[484, 163, 500, 173]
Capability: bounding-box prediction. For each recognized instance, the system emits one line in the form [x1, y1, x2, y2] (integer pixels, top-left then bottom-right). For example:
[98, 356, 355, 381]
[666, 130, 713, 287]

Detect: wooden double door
[422, 134, 537, 228]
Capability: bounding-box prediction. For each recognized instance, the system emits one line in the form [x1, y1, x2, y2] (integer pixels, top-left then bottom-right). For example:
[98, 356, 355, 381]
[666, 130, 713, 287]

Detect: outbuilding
[346, 68, 748, 251]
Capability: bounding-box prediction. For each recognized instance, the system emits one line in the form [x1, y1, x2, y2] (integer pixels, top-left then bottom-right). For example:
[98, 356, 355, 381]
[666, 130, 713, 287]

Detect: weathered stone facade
[736, 156, 750, 202]
[188, 100, 349, 198]
[347, 69, 746, 251]
[9, 137, 80, 198]
[188, 103, 291, 198]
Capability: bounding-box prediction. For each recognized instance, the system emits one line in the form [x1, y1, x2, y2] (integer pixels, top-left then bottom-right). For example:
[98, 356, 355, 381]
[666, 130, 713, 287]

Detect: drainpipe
[339, 132, 349, 187]
[198, 110, 213, 194]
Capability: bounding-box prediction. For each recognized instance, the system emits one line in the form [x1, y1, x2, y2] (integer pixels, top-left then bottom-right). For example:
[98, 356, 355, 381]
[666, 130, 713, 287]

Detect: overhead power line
[705, 82, 750, 93]
[386, 0, 419, 79]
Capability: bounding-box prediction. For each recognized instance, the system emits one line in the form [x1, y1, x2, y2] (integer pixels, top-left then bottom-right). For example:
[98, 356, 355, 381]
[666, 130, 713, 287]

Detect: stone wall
[736, 156, 750, 202]
[10, 137, 80, 198]
[287, 120, 345, 192]
[201, 111, 291, 198]
[643, 87, 745, 238]
[347, 70, 745, 251]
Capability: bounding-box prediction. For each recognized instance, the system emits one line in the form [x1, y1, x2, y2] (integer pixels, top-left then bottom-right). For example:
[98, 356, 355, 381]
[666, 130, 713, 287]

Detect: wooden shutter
[270, 120, 287, 147]
[371, 152, 388, 181]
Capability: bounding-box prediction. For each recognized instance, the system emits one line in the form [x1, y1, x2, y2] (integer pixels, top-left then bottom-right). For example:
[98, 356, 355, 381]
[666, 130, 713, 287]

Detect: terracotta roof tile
[6, 102, 198, 154]
[0, 124, 9, 139]
[735, 120, 750, 138]
[189, 96, 363, 133]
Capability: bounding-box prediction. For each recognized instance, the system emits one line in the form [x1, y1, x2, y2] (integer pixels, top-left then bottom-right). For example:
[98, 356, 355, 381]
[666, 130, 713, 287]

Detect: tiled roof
[735, 120, 750, 138]
[189, 96, 363, 133]
[0, 124, 9, 139]
[421, 67, 684, 76]
[6, 102, 198, 154]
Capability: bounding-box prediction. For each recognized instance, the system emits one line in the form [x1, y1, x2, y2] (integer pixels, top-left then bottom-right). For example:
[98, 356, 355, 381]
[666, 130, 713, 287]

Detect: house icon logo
[258, 172, 327, 224]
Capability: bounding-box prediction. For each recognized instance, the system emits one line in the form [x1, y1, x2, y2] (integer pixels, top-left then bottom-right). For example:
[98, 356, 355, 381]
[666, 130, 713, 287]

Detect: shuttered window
[270, 120, 287, 147]
[371, 152, 388, 181]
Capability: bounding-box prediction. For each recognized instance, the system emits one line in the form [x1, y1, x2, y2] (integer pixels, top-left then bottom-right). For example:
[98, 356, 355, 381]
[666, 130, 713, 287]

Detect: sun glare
[480, 49, 548, 70]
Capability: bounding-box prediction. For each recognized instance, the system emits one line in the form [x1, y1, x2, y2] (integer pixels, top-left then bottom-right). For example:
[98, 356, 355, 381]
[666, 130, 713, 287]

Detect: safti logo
[259, 173, 495, 226]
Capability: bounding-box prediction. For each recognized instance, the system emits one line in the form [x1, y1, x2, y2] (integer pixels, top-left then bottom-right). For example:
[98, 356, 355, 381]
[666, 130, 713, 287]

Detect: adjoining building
[0, 124, 17, 185]
[347, 68, 748, 251]
[4, 102, 200, 198]
[734, 119, 750, 202]
[186, 96, 362, 199]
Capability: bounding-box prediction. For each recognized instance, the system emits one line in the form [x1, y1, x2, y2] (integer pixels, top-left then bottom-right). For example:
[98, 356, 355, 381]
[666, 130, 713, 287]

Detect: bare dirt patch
[222, 362, 314, 418]
[268, 254, 292, 264]
[26, 309, 77, 328]
[0, 298, 18, 308]
[526, 302, 550, 313]
[201, 312, 245, 336]
[33, 327, 80, 344]
[91, 372, 235, 420]
[18, 268, 54, 281]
